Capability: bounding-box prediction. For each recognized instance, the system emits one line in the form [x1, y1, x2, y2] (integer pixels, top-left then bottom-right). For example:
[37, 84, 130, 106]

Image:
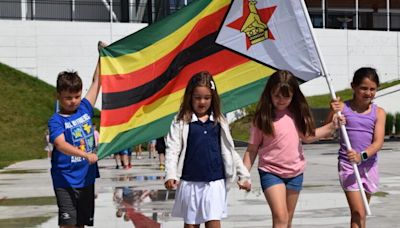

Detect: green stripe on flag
[100, 0, 211, 58]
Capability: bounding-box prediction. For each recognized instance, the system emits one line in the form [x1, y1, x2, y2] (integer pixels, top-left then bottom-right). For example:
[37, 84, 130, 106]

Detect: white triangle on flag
[216, 0, 322, 81]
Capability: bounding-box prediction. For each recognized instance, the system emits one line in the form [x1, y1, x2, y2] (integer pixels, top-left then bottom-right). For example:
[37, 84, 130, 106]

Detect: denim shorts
[258, 169, 304, 192]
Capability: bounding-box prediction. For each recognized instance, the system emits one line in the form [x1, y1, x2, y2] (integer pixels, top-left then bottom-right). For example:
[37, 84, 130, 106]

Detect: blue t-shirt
[48, 98, 99, 188]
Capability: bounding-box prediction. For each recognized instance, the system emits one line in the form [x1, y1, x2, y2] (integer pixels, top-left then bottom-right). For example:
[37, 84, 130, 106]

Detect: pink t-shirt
[249, 109, 306, 178]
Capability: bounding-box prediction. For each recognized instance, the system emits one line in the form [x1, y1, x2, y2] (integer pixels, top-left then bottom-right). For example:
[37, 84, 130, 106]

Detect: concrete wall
[0, 20, 147, 108]
[1, 20, 400, 110]
[301, 29, 400, 96]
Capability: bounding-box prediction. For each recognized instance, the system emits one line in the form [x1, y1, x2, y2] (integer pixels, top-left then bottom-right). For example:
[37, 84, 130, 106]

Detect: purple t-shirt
[338, 101, 378, 163]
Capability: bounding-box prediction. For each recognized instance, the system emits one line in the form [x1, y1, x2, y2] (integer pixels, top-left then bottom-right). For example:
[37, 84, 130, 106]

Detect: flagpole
[299, 0, 371, 216]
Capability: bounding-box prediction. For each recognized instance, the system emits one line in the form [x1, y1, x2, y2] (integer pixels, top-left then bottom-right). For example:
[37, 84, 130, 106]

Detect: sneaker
[115, 165, 119, 169]
[159, 164, 165, 171]
[128, 164, 132, 169]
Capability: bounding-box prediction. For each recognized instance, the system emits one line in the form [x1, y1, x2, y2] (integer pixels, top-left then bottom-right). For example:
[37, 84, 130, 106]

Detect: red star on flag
[227, 0, 276, 49]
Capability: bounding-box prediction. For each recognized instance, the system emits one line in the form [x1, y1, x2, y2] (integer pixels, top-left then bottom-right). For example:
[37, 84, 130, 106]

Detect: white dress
[171, 179, 227, 224]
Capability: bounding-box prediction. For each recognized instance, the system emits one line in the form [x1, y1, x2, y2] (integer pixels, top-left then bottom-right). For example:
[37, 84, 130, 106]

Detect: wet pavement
[0, 142, 399, 228]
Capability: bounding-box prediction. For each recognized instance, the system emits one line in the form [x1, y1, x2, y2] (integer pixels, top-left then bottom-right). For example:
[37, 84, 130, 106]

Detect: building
[0, 0, 399, 111]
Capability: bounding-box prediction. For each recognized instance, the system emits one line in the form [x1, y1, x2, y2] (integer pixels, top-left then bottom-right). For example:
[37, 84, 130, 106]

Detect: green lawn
[0, 63, 99, 169]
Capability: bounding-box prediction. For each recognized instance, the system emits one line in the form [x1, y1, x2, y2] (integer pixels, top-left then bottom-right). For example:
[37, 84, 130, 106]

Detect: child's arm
[242, 144, 258, 171]
[53, 134, 98, 164]
[85, 41, 107, 107]
[302, 99, 344, 143]
[347, 107, 386, 164]
[164, 119, 182, 190]
[301, 114, 344, 143]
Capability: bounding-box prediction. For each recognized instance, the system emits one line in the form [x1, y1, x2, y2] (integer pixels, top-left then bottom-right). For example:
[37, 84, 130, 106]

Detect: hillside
[0, 63, 56, 168]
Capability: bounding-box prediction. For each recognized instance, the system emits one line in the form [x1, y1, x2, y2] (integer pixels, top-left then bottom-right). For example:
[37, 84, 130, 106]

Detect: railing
[0, 0, 192, 24]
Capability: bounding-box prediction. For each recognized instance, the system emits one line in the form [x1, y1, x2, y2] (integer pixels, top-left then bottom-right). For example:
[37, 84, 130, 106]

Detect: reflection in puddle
[111, 175, 164, 182]
[99, 164, 153, 169]
[0, 169, 47, 174]
[113, 187, 176, 226]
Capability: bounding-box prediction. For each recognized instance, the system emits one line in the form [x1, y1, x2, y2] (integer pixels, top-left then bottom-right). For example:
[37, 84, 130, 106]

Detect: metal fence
[0, 0, 195, 24]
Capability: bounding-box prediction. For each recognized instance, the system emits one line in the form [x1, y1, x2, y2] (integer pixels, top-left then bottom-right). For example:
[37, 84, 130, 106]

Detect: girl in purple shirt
[329, 67, 386, 228]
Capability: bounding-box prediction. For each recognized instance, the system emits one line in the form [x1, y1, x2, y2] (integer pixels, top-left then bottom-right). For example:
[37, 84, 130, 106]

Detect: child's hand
[165, 179, 179, 190]
[332, 113, 346, 129]
[330, 97, 342, 113]
[237, 180, 251, 192]
[347, 149, 361, 164]
[98, 41, 108, 51]
[86, 153, 98, 164]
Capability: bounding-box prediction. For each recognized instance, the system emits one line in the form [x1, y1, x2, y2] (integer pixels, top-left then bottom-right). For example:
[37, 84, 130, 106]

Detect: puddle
[0, 169, 47, 174]
[111, 175, 164, 182]
[0, 216, 52, 228]
[113, 187, 176, 224]
[99, 164, 154, 169]
[0, 196, 56, 206]
[321, 152, 337, 156]
[373, 191, 389, 197]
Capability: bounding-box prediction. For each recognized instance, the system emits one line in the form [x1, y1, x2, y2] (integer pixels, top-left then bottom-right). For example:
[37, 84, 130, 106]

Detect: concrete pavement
[0, 142, 399, 227]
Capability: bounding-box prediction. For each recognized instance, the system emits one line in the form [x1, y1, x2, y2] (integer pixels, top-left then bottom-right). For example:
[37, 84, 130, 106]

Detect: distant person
[44, 129, 53, 158]
[135, 144, 142, 159]
[148, 139, 157, 159]
[48, 41, 106, 227]
[328, 67, 386, 228]
[164, 71, 251, 228]
[93, 122, 99, 150]
[155, 137, 166, 171]
[242, 70, 343, 228]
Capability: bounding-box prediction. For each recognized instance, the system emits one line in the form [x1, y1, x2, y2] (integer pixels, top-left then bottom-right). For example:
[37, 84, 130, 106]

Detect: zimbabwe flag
[97, 0, 275, 158]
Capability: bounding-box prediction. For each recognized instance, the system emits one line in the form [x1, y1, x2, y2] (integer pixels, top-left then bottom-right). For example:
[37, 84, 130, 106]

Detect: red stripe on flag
[101, 50, 250, 127]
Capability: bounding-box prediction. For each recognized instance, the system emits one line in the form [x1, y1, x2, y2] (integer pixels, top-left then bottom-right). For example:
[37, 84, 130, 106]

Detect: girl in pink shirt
[243, 70, 342, 228]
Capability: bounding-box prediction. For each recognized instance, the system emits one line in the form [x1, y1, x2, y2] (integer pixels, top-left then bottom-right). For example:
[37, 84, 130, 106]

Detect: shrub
[385, 113, 394, 135]
[395, 112, 400, 135]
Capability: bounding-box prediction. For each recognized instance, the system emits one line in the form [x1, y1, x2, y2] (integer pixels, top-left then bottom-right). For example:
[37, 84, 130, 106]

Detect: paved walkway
[0, 142, 399, 227]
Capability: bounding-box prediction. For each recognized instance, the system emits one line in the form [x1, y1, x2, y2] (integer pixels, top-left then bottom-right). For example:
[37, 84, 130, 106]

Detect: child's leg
[264, 184, 289, 228]
[184, 224, 200, 228]
[114, 154, 120, 169]
[205, 220, 221, 228]
[345, 191, 370, 228]
[286, 189, 301, 228]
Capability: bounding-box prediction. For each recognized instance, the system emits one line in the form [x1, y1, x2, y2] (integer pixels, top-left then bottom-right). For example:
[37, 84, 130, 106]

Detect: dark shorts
[258, 169, 303, 192]
[156, 137, 166, 154]
[54, 184, 95, 226]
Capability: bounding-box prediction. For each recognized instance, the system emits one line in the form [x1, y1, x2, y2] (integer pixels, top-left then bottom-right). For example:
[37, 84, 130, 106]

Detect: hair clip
[210, 81, 215, 90]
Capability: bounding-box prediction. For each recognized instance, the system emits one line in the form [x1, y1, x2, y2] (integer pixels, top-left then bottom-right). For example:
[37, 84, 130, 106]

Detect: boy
[48, 42, 105, 227]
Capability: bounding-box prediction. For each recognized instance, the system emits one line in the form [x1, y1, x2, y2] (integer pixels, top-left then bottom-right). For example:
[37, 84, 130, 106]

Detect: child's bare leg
[184, 224, 200, 228]
[345, 191, 369, 228]
[264, 184, 289, 228]
[205, 220, 221, 228]
[286, 189, 300, 228]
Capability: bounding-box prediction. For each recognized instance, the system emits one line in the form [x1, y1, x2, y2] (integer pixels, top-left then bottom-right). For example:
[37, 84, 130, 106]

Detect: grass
[0, 62, 100, 169]
[231, 80, 400, 141]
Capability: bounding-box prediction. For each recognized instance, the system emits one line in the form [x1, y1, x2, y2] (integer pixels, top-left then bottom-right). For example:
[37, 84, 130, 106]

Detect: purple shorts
[338, 160, 379, 194]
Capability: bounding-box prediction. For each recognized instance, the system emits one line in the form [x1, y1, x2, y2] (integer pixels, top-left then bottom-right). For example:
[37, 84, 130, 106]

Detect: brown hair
[177, 71, 222, 123]
[253, 70, 315, 136]
[352, 67, 380, 87]
[56, 71, 82, 93]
